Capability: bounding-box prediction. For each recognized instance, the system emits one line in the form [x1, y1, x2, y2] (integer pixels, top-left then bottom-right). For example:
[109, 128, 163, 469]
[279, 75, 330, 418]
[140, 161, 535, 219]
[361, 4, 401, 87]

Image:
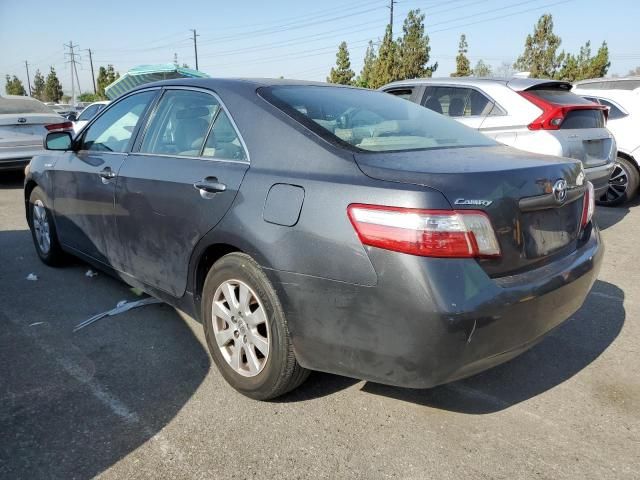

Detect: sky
[1, 0, 639, 97]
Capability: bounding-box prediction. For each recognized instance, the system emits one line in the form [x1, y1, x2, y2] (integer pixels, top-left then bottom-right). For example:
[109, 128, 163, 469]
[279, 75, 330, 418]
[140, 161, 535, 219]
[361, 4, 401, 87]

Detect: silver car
[0, 95, 66, 171]
[381, 77, 616, 198]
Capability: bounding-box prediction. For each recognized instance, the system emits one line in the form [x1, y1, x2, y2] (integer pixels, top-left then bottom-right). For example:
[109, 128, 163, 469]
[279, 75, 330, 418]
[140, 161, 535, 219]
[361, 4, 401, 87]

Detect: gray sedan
[25, 79, 602, 399]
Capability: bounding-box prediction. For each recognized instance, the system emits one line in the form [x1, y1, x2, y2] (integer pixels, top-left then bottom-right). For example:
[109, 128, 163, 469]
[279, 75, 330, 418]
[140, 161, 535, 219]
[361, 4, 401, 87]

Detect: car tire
[597, 157, 639, 207]
[202, 252, 309, 400]
[28, 186, 67, 266]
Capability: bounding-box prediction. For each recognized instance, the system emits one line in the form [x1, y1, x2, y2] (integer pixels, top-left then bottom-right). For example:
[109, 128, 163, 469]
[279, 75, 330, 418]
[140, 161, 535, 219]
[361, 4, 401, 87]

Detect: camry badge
[552, 179, 568, 204]
[454, 199, 492, 207]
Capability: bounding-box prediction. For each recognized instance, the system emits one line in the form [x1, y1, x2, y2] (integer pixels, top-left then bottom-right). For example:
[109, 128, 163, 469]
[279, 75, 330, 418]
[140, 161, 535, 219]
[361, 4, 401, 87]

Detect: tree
[44, 67, 63, 102]
[327, 41, 355, 85]
[493, 61, 514, 79]
[370, 25, 397, 88]
[451, 34, 472, 77]
[555, 41, 610, 81]
[96, 65, 120, 99]
[473, 60, 492, 77]
[513, 14, 562, 78]
[396, 9, 437, 80]
[32, 70, 46, 100]
[4, 75, 26, 95]
[356, 41, 377, 88]
[79, 92, 100, 102]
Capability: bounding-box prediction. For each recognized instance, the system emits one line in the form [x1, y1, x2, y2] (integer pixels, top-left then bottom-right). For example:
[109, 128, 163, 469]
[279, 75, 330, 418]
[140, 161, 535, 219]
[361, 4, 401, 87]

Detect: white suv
[572, 84, 640, 205]
[381, 78, 616, 200]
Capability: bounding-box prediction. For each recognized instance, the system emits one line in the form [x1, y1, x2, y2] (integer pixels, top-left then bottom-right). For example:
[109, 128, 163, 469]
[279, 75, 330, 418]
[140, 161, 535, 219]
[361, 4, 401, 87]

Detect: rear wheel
[597, 157, 639, 207]
[202, 252, 309, 400]
[28, 187, 66, 266]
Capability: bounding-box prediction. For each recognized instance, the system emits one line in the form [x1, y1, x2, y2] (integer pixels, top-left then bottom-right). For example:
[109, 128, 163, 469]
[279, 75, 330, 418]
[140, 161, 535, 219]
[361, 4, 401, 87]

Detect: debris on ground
[26, 273, 38, 281]
[73, 297, 163, 332]
[85, 269, 99, 278]
[130, 287, 145, 296]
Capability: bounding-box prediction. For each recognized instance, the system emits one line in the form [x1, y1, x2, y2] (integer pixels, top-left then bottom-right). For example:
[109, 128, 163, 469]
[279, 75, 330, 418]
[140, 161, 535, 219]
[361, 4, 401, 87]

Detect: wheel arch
[24, 179, 38, 223]
[192, 243, 244, 313]
[617, 151, 639, 173]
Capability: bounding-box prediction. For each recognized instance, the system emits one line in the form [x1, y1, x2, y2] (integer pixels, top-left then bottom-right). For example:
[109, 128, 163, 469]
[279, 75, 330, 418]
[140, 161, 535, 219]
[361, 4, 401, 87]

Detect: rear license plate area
[522, 201, 580, 258]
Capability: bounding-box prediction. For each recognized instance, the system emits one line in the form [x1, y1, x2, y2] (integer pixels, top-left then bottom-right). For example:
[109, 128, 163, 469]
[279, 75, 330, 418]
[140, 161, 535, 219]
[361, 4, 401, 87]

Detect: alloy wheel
[600, 162, 629, 204]
[211, 279, 270, 377]
[32, 200, 51, 255]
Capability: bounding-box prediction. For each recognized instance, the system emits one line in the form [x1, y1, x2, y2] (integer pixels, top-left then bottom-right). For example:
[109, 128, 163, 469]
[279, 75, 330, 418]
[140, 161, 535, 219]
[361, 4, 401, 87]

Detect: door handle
[193, 177, 227, 194]
[99, 167, 116, 180]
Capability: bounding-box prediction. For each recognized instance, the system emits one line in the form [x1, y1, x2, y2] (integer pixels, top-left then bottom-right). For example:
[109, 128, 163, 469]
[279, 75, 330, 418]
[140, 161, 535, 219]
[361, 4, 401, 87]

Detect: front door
[53, 90, 157, 264]
[114, 88, 249, 296]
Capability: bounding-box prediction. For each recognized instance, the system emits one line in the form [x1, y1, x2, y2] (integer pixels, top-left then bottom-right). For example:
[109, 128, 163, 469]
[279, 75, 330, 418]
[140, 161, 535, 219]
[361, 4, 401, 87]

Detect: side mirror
[45, 131, 73, 151]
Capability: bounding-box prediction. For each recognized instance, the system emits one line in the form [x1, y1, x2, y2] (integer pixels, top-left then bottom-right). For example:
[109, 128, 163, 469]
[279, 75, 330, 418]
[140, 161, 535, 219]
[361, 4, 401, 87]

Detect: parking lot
[0, 170, 638, 479]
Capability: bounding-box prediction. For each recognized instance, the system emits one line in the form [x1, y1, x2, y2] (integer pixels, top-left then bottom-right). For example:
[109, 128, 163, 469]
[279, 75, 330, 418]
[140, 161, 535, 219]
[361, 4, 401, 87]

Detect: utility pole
[64, 41, 81, 105]
[388, 0, 397, 37]
[84, 48, 96, 94]
[190, 29, 199, 70]
[24, 61, 32, 96]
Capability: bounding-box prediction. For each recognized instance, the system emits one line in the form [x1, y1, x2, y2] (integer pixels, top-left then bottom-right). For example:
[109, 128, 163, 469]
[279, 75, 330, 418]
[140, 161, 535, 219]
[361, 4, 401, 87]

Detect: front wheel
[597, 157, 639, 207]
[202, 252, 309, 400]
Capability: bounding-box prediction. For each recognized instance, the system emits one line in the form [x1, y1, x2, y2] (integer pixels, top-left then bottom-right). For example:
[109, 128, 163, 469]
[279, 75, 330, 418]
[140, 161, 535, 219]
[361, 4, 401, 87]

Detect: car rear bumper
[0, 147, 42, 171]
[0, 157, 32, 171]
[268, 224, 603, 388]
[586, 162, 615, 197]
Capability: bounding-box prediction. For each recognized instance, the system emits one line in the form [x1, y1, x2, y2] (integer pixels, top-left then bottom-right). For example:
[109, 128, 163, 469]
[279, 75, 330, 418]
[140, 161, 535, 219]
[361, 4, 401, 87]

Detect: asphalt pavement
[0, 171, 638, 479]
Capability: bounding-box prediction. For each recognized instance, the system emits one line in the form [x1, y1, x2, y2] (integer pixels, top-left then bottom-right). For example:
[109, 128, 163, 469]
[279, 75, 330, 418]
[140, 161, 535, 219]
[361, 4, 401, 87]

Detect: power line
[64, 41, 81, 104]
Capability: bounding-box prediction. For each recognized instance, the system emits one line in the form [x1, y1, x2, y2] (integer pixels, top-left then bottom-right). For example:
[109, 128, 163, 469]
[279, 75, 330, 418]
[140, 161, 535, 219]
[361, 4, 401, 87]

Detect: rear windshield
[560, 109, 605, 129]
[527, 88, 594, 106]
[259, 86, 496, 152]
[0, 96, 56, 114]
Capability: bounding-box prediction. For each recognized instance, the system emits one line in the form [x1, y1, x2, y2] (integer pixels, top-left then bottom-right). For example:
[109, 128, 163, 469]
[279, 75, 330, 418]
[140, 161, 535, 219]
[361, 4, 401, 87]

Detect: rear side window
[202, 110, 247, 161]
[260, 85, 496, 153]
[385, 88, 413, 100]
[422, 86, 501, 117]
[140, 90, 219, 157]
[597, 99, 627, 120]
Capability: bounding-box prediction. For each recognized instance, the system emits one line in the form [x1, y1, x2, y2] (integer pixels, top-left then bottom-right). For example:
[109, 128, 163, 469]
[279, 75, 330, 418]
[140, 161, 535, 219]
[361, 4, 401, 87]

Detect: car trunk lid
[354, 145, 587, 276]
[0, 113, 64, 148]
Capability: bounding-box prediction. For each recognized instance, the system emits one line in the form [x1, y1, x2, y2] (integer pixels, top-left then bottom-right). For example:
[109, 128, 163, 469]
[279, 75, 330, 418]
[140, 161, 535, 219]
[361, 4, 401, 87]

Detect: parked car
[572, 86, 640, 205]
[0, 95, 67, 171]
[25, 79, 602, 400]
[73, 100, 109, 134]
[381, 78, 615, 200]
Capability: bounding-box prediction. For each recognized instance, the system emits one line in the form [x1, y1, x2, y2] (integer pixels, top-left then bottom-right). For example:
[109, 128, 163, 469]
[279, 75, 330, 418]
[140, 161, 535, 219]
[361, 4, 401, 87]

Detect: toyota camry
[25, 79, 602, 399]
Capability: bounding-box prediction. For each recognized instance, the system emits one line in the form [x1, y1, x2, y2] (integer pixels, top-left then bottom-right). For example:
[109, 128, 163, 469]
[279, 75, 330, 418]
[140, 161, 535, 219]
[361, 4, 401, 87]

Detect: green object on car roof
[104, 64, 210, 100]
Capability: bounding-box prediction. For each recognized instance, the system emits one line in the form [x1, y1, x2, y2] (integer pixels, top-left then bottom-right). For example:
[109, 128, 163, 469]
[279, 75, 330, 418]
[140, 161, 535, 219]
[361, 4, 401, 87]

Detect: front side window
[260, 85, 496, 153]
[140, 90, 219, 156]
[81, 91, 155, 152]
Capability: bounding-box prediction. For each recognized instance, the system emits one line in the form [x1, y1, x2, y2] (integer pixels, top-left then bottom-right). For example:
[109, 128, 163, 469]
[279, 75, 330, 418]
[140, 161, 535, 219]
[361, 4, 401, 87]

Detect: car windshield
[260, 85, 496, 152]
[0, 96, 56, 114]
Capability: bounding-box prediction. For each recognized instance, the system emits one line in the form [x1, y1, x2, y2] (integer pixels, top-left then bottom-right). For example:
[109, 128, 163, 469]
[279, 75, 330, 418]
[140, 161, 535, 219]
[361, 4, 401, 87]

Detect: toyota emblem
[552, 179, 568, 204]
[17, 117, 27, 123]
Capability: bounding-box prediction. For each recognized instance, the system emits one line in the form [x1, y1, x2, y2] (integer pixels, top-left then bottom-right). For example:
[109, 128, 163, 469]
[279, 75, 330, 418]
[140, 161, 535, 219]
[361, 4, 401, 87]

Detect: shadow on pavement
[0, 229, 211, 479]
[595, 196, 640, 230]
[361, 279, 625, 414]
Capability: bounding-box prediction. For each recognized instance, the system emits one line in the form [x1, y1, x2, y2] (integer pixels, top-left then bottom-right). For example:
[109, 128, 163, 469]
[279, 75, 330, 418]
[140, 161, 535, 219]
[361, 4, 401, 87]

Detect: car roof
[382, 77, 572, 91]
[130, 77, 361, 93]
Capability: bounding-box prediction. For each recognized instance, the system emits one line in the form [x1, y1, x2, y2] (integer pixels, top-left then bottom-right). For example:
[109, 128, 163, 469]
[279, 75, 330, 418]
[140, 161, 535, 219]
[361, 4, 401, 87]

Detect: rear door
[52, 90, 158, 263]
[114, 88, 249, 297]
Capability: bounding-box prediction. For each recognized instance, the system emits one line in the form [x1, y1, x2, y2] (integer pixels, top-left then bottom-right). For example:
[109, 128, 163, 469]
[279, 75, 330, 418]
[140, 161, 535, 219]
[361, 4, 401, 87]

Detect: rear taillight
[45, 121, 73, 131]
[581, 182, 595, 228]
[347, 204, 500, 258]
[519, 91, 607, 130]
